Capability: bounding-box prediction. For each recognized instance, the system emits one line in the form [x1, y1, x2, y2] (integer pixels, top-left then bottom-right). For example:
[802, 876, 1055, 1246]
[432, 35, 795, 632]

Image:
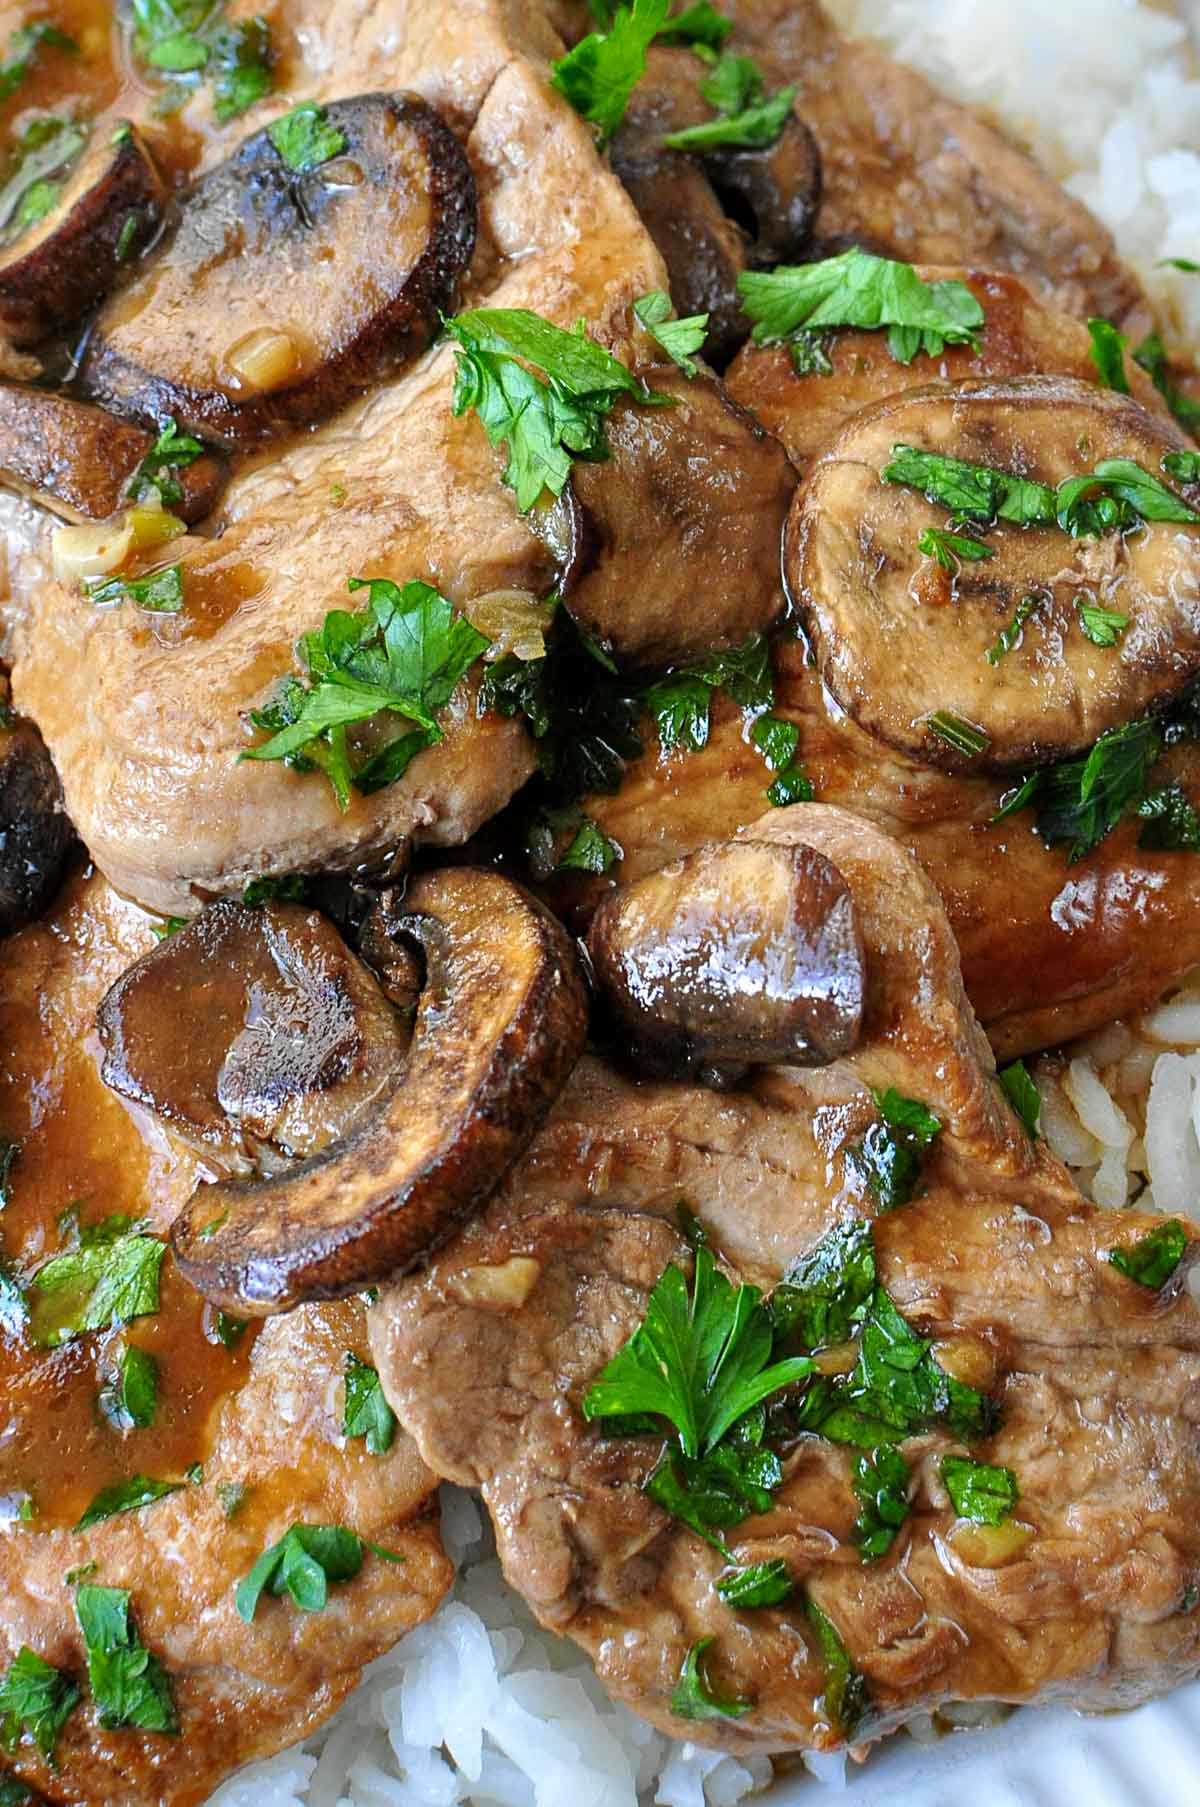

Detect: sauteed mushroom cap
[0, 675, 73, 937]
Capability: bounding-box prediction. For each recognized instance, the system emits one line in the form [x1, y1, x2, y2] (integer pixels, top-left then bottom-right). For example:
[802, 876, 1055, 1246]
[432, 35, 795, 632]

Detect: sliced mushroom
[787, 375, 1200, 772]
[565, 364, 796, 666]
[0, 674, 74, 936]
[0, 121, 164, 345]
[81, 95, 476, 448]
[587, 838, 865, 1084]
[97, 899, 410, 1169]
[166, 869, 588, 1315]
[611, 47, 820, 365]
[0, 384, 226, 522]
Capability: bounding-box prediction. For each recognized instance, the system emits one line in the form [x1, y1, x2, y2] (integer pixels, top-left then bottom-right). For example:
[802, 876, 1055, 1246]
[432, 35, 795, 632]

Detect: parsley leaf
[0, 1648, 79, 1763]
[1056, 458, 1200, 535]
[1161, 257, 1200, 273]
[1134, 332, 1200, 435]
[582, 1245, 814, 1459]
[342, 1354, 396, 1457]
[633, 289, 708, 377]
[1077, 597, 1129, 646]
[1165, 451, 1200, 484]
[551, 0, 669, 145]
[646, 1433, 782, 1551]
[1087, 317, 1129, 392]
[657, 1, 733, 49]
[845, 1090, 941, 1212]
[74, 1476, 181, 1533]
[882, 444, 1056, 525]
[31, 1232, 165, 1349]
[75, 1585, 176, 1734]
[1137, 782, 1200, 852]
[993, 718, 1164, 864]
[209, 16, 272, 122]
[556, 814, 622, 873]
[130, 0, 272, 120]
[699, 49, 761, 113]
[670, 1638, 753, 1721]
[244, 578, 489, 810]
[751, 713, 813, 806]
[663, 78, 799, 152]
[998, 1059, 1041, 1137]
[480, 616, 643, 800]
[985, 593, 1036, 665]
[918, 526, 994, 570]
[235, 1523, 401, 1621]
[127, 419, 204, 507]
[98, 1346, 159, 1431]
[644, 634, 772, 753]
[771, 1220, 875, 1350]
[806, 1599, 866, 1737]
[0, 21, 76, 105]
[447, 306, 666, 512]
[714, 1559, 793, 1608]
[1108, 1218, 1188, 1288]
[852, 1442, 911, 1559]
[739, 250, 984, 366]
[940, 1455, 1017, 1525]
[85, 565, 185, 614]
[267, 100, 346, 172]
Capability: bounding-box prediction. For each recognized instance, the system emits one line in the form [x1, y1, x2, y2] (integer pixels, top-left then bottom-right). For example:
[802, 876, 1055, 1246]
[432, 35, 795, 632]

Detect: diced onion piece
[126, 504, 187, 551]
[948, 1519, 1035, 1567]
[224, 327, 303, 392]
[930, 1335, 998, 1391]
[53, 515, 134, 583]
[465, 588, 556, 663]
[814, 1339, 859, 1376]
[449, 1256, 541, 1308]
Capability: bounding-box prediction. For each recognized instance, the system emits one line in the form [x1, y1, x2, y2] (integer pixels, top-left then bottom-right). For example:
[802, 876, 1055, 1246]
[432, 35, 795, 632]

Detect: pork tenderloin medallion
[0, 871, 452, 1807]
[374, 805, 1200, 1755]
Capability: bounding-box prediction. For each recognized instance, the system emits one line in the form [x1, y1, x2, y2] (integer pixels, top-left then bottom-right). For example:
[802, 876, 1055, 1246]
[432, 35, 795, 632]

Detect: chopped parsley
[31, 1229, 165, 1349]
[1133, 332, 1200, 435]
[75, 1584, 176, 1734]
[644, 634, 772, 753]
[217, 1480, 249, 1520]
[0, 22, 76, 106]
[129, 0, 272, 121]
[806, 1599, 866, 1737]
[1108, 1218, 1188, 1289]
[1077, 597, 1129, 646]
[940, 1455, 1018, 1525]
[918, 526, 994, 570]
[739, 250, 984, 367]
[1087, 317, 1129, 392]
[845, 1089, 941, 1212]
[244, 577, 489, 810]
[1137, 782, 1200, 852]
[85, 565, 185, 615]
[852, 1442, 911, 1559]
[632, 289, 708, 377]
[771, 1219, 875, 1350]
[212, 1310, 247, 1349]
[662, 50, 798, 152]
[0, 1648, 79, 1764]
[751, 714, 812, 806]
[985, 594, 1036, 666]
[997, 1059, 1041, 1138]
[555, 813, 622, 874]
[235, 1523, 402, 1622]
[714, 1559, 793, 1609]
[267, 100, 346, 173]
[992, 717, 1164, 863]
[882, 444, 1199, 536]
[1165, 450, 1200, 484]
[446, 306, 668, 512]
[74, 1475, 181, 1533]
[208, 16, 272, 121]
[926, 711, 987, 759]
[0, 116, 85, 241]
[126, 419, 204, 507]
[98, 1346, 159, 1431]
[1161, 257, 1200, 273]
[551, 0, 668, 145]
[670, 1638, 753, 1721]
[342, 1354, 396, 1457]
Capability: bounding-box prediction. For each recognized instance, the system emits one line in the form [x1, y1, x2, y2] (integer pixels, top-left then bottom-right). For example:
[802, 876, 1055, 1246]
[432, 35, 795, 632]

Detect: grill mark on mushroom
[165, 869, 589, 1314]
[587, 838, 865, 1084]
[81, 94, 477, 449]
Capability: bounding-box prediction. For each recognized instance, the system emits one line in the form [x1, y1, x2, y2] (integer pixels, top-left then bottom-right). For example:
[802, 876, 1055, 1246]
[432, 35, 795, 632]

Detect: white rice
[215, 3, 1200, 1801]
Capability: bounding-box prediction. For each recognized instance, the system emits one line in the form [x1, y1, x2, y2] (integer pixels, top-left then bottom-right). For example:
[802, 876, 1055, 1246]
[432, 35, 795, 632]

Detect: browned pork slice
[374, 806, 1200, 1755]
[0, 872, 452, 1807]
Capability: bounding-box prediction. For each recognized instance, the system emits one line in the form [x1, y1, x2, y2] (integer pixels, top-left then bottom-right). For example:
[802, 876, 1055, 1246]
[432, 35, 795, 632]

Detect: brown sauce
[0, 864, 257, 1530]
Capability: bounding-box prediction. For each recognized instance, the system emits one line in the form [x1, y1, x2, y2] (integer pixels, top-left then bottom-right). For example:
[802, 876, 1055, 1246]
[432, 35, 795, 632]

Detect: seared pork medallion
[0, 0, 1198, 1801]
[373, 807, 1200, 1750]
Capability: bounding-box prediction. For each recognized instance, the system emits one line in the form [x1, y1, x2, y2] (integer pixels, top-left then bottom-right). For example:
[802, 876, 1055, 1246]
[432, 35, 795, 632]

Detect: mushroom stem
[170, 869, 589, 1315]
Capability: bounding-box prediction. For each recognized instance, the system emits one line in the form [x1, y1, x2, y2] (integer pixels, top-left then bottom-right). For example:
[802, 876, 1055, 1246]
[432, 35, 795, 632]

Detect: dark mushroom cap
[167, 868, 589, 1315]
[0, 679, 73, 937]
[587, 837, 865, 1084]
[0, 121, 164, 345]
[81, 93, 477, 449]
[786, 374, 1200, 773]
[565, 364, 796, 667]
[0, 384, 225, 523]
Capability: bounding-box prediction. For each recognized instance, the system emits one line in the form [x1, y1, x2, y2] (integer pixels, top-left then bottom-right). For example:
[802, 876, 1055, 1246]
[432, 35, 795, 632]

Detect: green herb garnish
[85, 565, 184, 615]
[31, 1231, 165, 1349]
[662, 51, 797, 152]
[235, 1524, 402, 1622]
[1164, 450, 1200, 484]
[342, 1354, 396, 1456]
[940, 1455, 1017, 1525]
[751, 714, 812, 806]
[127, 418, 204, 507]
[670, 1638, 753, 1721]
[644, 634, 772, 753]
[846, 1088, 941, 1211]
[806, 1599, 866, 1737]
[130, 1, 271, 120]
[1134, 332, 1200, 435]
[852, 1443, 911, 1559]
[927, 710, 989, 757]
[771, 1219, 875, 1350]
[74, 1476, 181, 1533]
[551, 0, 668, 145]
[209, 16, 271, 121]
[714, 1559, 793, 1609]
[0, 1648, 79, 1764]
[997, 1059, 1041, 1137]
[993, 717, 1164, 863]
[918, 526, 994, 570]
[556, 814, 622, 873]
[1087, 317, 1129, 392]
[1077, 597, 1129, 646]
[633, 289, 708, 377]
[985, 594, 1036, 665]
[75, 1584, 176, 1734]
[98, 1346, 159, 1431]
[244, 577, 489, 810]
[739, 250, 984, 366]
[1137, 782, 1200, 852]
[1108, 1219, 1188, 1288]
[267, 99, 346, 172]
[883, 444, 1200, 536]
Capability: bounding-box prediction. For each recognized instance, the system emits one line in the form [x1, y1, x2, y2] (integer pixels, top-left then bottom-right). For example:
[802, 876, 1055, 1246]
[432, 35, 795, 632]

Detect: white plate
[770, 1682, 1200, 1804]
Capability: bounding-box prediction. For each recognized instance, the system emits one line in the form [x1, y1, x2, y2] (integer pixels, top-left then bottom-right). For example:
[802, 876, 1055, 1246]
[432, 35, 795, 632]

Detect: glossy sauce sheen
[0, 868, 256, 1530]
